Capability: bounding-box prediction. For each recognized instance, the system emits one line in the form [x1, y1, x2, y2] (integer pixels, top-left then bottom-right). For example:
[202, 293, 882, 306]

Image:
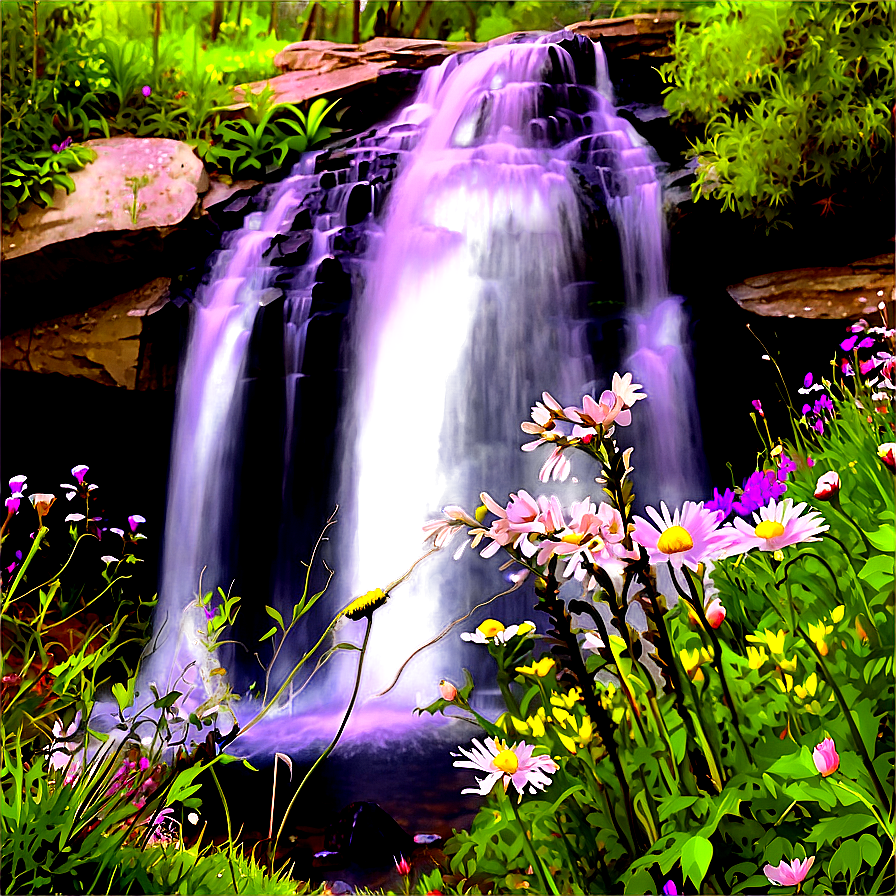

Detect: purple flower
[141, 85, 152, 97]
[202, 604, 216, 621]
[128, 514, 146, 533]
[705, 486, 736, 521]
[801, 403, 811, 415]
[841, 335, 858, 352]
[663, 882, 677, 896]
[71, 464, 89, 484]
[841, 359, 855, 377]
[803, 372, 813, 389]
[5, 493, 22, 514]
[51, 136, 73, 153]
[778, 454, 797, 476]
[849, 319, 868, 333]
[813, 418, 825, 434]
[813, 395, 834, 416]
[732, 470, 786, 518]
[858, 336, 874, 349]
[751, 399, 764, 417]
[9, 475, 27, 494]
[859, 358, 877, 375]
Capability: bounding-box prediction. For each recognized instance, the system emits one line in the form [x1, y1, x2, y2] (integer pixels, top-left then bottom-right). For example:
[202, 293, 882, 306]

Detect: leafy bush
[662, 1, 894, 225]
[416, 315, 894, 893]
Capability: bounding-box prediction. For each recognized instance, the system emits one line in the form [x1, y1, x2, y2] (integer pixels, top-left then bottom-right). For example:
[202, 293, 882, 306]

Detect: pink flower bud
[438, 679, 457, 701]
[813, 471, 841, 501]
[812, 737, 839, 776]
[704, 598, 726, 629]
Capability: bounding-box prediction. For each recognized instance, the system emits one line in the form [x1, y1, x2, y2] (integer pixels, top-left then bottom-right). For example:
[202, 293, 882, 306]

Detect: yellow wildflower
[831, 605, 845, 624]
[747, 628, 787, 656]
[746, 645, 768, 670]
[342, 588, 388, 620]
[516, 657, 556, 678]
[794, 673, 818, 700]
[774, 673, 794, 693]
[807, 620, 833, 656]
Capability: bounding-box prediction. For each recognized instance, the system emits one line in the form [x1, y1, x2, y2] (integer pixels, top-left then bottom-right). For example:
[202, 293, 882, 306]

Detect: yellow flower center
[477, 619, 505, 638]
[657, 525, 694, 555]
[755, 520, 785, 539]
[493, 748, 519, 775]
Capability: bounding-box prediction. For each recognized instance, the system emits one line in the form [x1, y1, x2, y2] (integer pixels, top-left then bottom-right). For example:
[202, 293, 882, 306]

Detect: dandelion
[727, 498, 828, 554]
[342, 588, 388, 620]
[453, 737, 558, 797]
[461, 619, 535, 645]
[632, 501, 729, 571]
[763, 856, 814, 888]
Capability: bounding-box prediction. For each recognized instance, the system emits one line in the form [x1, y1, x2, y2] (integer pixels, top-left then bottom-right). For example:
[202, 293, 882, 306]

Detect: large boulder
[1, 277, 171, 388]
[726, 253, 895, 319]
[1, 138, 207, 261]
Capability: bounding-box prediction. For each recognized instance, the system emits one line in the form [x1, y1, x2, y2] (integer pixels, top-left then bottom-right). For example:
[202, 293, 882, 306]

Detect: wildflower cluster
[418, 357, 893, 895]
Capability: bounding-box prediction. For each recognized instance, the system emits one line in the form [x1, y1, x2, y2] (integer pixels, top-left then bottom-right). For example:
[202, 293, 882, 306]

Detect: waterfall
[146, 31, 704, 741]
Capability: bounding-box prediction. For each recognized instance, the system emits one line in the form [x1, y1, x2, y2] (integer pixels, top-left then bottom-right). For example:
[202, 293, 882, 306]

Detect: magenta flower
[879, 442, 896, 471]
[663, 883, 677, 896]
[841, 335, 858, 352]
[704, 597, 726, 628]
[141, 85, 152, 97]
[812, 737, 839, 776]
[5, 493, 22, 514]
[752, 399, 764, 417]
[71, 464, 89, 484]
[727, 498, 828, 554]
[763, 856, 814, 887]
[127, 514, 146, 532]
[51, 136, 73, 153]
[632, 501, 729, 572]
[9, 475, 27, 494]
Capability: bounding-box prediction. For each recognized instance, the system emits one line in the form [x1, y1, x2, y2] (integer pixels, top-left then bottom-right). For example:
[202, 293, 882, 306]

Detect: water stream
[145, 31, 704, 744]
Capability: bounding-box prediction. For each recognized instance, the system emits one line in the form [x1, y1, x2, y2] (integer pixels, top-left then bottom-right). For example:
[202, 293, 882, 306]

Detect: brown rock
[1, 138, 206, 261]
[240, 36, 478, 110]
[567, 12, 681, 58]
[1, 277, 170, 389]
[726, 254, 895, 319]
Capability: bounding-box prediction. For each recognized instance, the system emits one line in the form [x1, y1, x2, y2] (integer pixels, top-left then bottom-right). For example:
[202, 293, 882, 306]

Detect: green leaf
[264, 605, 284, 630]
[807, 812, 877, 844]
[625, 869, 657, 895]
[767, 745, 818, 779]
[681, 835, 713, 890]
[259, 626, 277, 641]
[866, 524, 895, 552]
[858, 831, 882, 867]
[153, 691, 183, 710]
[166, 764, 207, 803]
[857, 554, 893, 590]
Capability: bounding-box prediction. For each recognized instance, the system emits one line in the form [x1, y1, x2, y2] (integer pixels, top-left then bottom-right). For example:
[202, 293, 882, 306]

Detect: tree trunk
[268, 0, 279, 37]
[463, 1, 476, 41]
[352, 0, 361, 43]
[301, 2, 317, 40]
[410, 1, 433, 38]
[210, 0, 224, 41]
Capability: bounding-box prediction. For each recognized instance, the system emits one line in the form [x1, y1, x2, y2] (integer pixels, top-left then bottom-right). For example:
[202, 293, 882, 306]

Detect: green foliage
[662, 1, 894, 225]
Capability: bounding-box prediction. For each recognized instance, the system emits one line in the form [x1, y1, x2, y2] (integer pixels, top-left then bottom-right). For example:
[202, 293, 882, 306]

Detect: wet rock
[726, 254, 894, 319]
[1, 138, 207, 260]
[567, 12, 680, 61]
[322, 801, 415, 870]
[1, 277, 171, 389]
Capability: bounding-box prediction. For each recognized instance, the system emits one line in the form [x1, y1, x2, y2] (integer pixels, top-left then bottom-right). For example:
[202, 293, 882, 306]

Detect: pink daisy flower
[632, 501, 728, 571]
[453, 737, 558, 797]
[763, 856, 814, 887]
[727, 498, 828, 553]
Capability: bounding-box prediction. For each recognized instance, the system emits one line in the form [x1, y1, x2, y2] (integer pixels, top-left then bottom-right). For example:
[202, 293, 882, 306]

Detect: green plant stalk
[796, 624, 890, 810]
[3, 526, 47, 606]
[829, 494, 874, 553]
[506, 791, 559, 896]
[209, 765, 241, 893]
[271, 613, 373, 862]
[680, 565, 754, 764]
[31, 0, 38, 98]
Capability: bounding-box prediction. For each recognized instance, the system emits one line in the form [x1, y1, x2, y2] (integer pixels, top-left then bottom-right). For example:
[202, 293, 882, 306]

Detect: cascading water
[145, 30, 705, 744]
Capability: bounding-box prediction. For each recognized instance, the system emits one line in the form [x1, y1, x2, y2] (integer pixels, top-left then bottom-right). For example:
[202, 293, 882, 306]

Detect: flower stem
[507, 791, 558, 896]
[3, 526, 47, 606]
[271, 614, 372, 862]
[796, 624, 889, 811]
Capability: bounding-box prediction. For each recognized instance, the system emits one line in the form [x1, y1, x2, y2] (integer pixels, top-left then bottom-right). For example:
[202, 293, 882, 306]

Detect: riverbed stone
[726, 254, 895, 319]
[0, 138, 207, 261]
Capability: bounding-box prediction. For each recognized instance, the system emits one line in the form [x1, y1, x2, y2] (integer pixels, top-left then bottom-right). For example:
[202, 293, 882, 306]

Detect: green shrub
[662, 1, 894, 225]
